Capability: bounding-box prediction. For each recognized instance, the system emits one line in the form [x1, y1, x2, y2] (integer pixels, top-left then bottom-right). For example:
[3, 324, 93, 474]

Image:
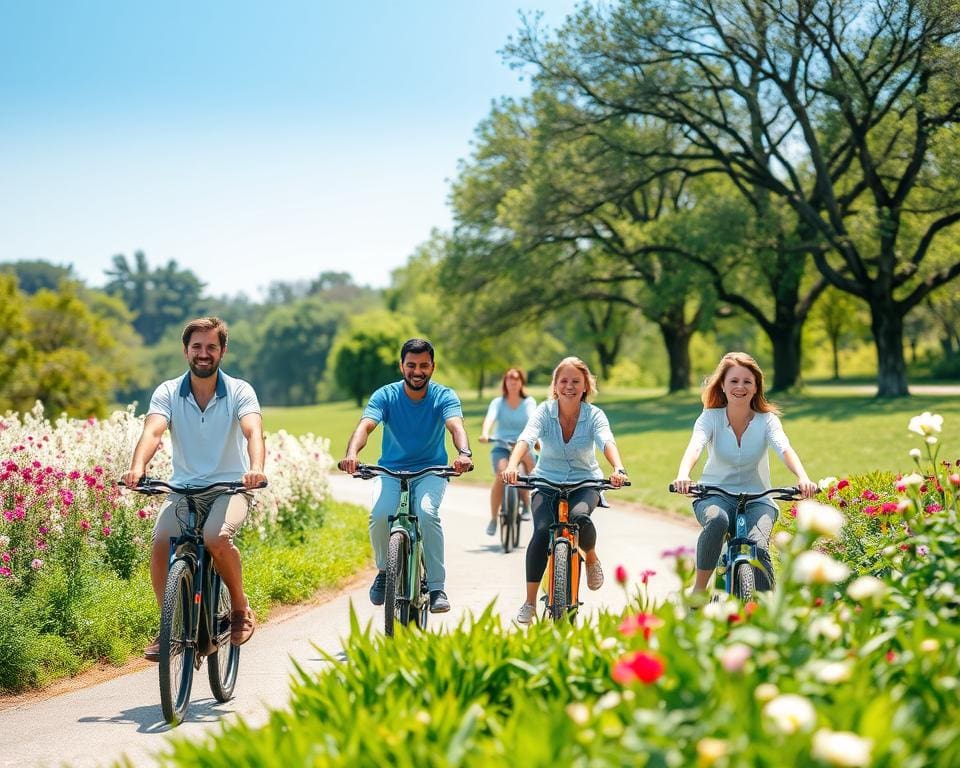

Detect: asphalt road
[0, 474, 697, 768]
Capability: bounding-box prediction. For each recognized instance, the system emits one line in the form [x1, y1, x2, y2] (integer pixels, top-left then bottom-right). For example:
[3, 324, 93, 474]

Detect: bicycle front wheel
[159, 559, 195, 725]
[549, 539, 572, 621]
[501, 485, 518, 553]
[385, 531, 411, 637]
[510, 489, 522, 550]
[207, 572, 240, 702]
[413, 551, 429, 630]
[733, 561, 755, 602]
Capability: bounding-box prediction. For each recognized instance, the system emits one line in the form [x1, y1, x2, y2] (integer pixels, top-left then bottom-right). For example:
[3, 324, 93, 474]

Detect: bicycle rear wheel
[499, 492, 513, 553]
[510, 490, 522, 550]
[385, 531, 411, 637]
[549, 539, 572, 621]
[159, 559, 195, 725]
[207, 571, 240, 702]
[413, 552, 429, 630]
[733, 561, 756, 602]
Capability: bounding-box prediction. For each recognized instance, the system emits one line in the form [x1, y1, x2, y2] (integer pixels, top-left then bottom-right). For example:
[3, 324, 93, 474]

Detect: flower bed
[0, 403, 354, 692]
[157, 412, 959, 767]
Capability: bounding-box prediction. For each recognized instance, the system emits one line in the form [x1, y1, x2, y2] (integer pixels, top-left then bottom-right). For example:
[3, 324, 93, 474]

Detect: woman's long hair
[702, 351, 780, 415]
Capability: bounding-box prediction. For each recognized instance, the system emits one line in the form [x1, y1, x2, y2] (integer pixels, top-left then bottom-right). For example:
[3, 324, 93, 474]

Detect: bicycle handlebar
[514, 475, 630, 493]
[350, 464, 465, 481]
[668, 483, 800, 502]
[120, 478, 268, 496]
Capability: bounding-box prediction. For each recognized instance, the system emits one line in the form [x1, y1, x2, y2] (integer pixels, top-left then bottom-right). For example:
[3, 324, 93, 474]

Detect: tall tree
[104, 251, 205, 344]
[0, 260, 76, 294]
[512, 0, 960, 396]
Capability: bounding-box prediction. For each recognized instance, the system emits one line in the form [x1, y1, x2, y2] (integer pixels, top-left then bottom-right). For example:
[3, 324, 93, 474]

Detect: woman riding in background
[502, 356, 629, 625]
[478, 368, 537, 536]
[671, 351, 818, 596]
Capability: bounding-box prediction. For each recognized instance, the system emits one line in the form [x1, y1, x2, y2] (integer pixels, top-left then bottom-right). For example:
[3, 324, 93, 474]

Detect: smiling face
[184, 328, 225, 379]
[723, 364, 758, 407]
[503, 369, 524, 397]
[400, 350, 435, 393]
[553, 364, 587, 402]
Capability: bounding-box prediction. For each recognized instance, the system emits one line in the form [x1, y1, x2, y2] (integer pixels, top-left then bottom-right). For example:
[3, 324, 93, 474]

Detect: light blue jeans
[369, 474, 449, 592]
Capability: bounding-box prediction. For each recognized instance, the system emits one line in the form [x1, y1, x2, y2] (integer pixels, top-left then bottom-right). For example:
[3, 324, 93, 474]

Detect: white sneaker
[485, 519, 498, 536]
[515, 602, 535, 625]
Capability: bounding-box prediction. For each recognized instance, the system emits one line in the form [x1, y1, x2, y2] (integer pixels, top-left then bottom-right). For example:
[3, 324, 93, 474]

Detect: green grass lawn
[263, 387, 960, 514]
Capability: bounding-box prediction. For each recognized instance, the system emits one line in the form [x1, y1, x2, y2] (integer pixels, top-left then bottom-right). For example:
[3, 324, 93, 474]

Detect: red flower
[837, 479, 850, 490]
[615, 565, 628, 585]
[880, 502, 899, 514]
[618, 613, 664, 640]
[612, 650, 665, 685]
[640, 569, 656, 584]
[886, 651, 896, 663]
[813, 597, 824, 607]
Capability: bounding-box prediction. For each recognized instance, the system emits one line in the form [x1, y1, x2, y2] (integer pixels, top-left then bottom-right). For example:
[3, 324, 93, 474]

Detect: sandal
[230, 607, 256, 646]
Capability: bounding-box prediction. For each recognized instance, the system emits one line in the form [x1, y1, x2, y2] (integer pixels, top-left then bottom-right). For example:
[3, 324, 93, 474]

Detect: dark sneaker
[144, 635, 160, 662]
[369, 571, 386, 606]
[429, 590, 451, 613]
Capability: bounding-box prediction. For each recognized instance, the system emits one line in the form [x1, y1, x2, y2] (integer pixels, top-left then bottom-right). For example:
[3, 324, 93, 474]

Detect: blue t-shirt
[363, 381, 463, 470]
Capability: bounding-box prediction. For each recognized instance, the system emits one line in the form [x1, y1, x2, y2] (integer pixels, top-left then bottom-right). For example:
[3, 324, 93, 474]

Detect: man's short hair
[182, 317, 229, 349]
[400, 338, 434, 363]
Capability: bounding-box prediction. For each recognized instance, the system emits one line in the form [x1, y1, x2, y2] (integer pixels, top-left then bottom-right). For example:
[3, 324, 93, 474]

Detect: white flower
[810, 660, 853, 684]
[754, 682, 779, 702]
[696, 738, 729, 764]
[900, 472, 924, 487]
[793, 551, 851, 585]
[919, 638, 940, 653]
[808, 615, 843, 642]
[846, 576, 887, 602]
[795, 500, 845, 538]
[566, 703, 590, 726]
[599, 636, 618, 650]
[811, 729, 872, 766]
[763, 694, 817, 734]
[926, 435, 938, 445]
[908, 411, 943, 437]
[818, 476, 838, 490]
[909, 448, 922, 459]
[0, 535, 9, 549]
[772, 531, 793, 551]
[594, 692, 621, 712]
[702, 596, 740, 621]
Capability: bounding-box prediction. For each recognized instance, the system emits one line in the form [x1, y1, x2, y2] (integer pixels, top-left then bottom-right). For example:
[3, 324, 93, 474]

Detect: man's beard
[189, 360, 219, 379]
[404, 372, 430, 391]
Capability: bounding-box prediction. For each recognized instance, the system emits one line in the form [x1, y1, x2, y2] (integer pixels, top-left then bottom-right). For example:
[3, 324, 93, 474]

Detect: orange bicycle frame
[545, 495, 581, 611]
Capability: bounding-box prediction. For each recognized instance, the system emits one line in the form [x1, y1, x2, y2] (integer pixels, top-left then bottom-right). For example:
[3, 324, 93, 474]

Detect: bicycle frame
[670, 483, 800, 598]
[351, 464, 460, 635]
[514, 476, 627, 621]
[490, 439, 522, 552]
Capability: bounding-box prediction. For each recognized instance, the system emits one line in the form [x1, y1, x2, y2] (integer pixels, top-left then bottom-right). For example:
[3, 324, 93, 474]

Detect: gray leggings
[693, 496, 777, 571]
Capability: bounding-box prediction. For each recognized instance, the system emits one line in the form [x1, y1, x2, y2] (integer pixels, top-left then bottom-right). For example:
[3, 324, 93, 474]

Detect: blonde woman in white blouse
[672, 352, 818, 594]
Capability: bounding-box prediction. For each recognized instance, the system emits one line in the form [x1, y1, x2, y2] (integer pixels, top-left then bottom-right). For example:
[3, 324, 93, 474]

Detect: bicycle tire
[510, 491, 522, 549]
[499, 488, 514, 553]
[159, 558, 195, 725]
[413, 552, 429, 630]
[733, 561, 756, 602]
[550, 539, 572, 621]
[207, 571, 240, 702]
[385, 531, 410, 637]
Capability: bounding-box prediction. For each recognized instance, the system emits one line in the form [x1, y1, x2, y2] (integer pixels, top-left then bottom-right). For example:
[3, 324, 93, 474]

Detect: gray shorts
[152, 489, 251, 547]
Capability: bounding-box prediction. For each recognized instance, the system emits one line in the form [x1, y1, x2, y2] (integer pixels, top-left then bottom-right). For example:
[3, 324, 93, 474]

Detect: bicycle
[488, 438, 523, 553]
[513, 475, 628, 622]
[349, 464, 461, 637]
[668, 483, 800, 601]
[125, 478, 266, 725]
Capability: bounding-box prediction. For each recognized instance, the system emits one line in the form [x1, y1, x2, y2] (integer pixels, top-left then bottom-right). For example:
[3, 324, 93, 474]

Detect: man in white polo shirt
[122, 316, 266, 661]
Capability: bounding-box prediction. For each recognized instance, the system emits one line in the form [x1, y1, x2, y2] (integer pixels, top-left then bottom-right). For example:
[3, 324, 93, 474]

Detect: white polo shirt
[147, 370, 261, 486]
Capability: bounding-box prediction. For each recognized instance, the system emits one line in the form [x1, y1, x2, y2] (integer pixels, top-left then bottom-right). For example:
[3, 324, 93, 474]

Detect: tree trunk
[658, 322, 692, 393]
[870, 301, 909, 397]
[769, 325, 803, 392]
[831, 336, 840, 380]
[476, 367, 485, 401]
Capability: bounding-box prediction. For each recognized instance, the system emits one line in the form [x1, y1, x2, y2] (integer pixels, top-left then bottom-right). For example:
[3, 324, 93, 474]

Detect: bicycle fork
[545, 496, 582, 613]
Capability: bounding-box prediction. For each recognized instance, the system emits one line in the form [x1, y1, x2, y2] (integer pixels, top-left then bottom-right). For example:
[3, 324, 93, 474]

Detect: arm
[479, 398, 498, 442]
[121, 414, 168, 487]
[446, 416, 474, 474]
[239, 412, 267, 488]
[672, 437, 704, 495]
[782, 448, 818, 498]
[502, 441, 531, 484]
[602, 441, 628, 487]
[339, 418, 379, 474]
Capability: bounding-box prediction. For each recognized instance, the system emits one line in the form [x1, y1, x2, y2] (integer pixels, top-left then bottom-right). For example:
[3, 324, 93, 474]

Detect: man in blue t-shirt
[338, 338, 473, 613]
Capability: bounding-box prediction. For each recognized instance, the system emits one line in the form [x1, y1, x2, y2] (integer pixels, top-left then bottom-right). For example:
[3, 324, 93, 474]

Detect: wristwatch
[458, 447, 473, 458]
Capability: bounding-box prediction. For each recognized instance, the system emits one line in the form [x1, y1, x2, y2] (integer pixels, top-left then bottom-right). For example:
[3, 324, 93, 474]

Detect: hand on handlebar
[338, 457, 359, 475]
[453, 455, 474, 474]
[478, 435, 490, 443]
[242, 470, 267, 489]
[797, 479, 819, 498]
[501, 466, 519, 485]
[608, 471, 629, 488]
[670, 478, 693, 495]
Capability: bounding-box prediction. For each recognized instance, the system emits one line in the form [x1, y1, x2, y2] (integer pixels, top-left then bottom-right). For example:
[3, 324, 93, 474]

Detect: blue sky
[0, 1, 578, 298]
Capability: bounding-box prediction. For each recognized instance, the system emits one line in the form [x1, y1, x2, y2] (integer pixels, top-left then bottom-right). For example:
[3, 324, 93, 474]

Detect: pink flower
[59, 489, 74, 507]
[618, 613, 664, 640]
[615, 565, 628, 585]
[612, 650, 666, 685]
[68, 470, 80, 480]
[640, 569, 656, 584]
[880, 502, 899, 514]
[925, 503, 942, 514]
[0, 567, 11, 578]
[102, 526, 111, 537]
[863, 505, 879, 516]
[661, 545, 695, 559]
[1, 552, 10, 563]
[720, 643, 751, 673]
[79, 519, 90, 531]
[949, 473, 960, 487]
[30, 558, 43, 571]
[861, 489, 879, 501]
[137, 509, 148, 519]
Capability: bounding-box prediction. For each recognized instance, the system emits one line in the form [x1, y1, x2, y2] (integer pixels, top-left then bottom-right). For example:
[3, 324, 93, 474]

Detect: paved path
[0, 475, 697, 768]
